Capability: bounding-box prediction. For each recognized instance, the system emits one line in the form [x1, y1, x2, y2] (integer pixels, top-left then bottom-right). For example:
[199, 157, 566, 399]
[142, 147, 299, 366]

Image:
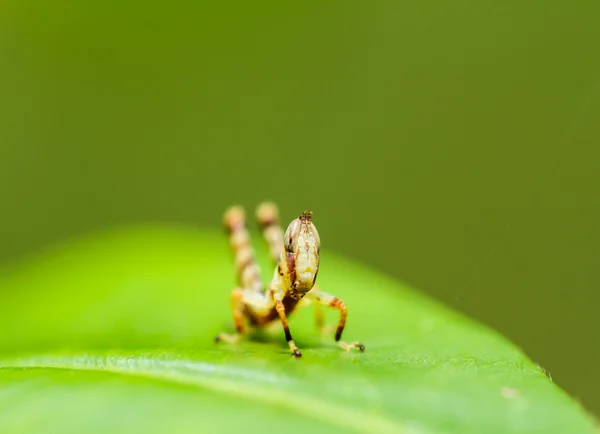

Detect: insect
[215, 202, 365, 358]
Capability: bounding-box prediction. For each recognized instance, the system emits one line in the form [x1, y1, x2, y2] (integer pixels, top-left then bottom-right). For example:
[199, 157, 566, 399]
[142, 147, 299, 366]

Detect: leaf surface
[0, 226, 595, 433]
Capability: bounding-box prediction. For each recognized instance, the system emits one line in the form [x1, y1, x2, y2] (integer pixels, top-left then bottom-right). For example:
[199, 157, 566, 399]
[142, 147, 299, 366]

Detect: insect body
[215, 202, 365, 358]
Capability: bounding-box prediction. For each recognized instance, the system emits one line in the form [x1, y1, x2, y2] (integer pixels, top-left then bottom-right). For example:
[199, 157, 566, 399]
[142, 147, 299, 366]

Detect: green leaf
[0, 225, 595, 433]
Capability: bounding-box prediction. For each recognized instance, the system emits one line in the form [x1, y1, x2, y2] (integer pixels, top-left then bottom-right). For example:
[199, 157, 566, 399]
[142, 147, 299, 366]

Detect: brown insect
[215, 202, 364, 358]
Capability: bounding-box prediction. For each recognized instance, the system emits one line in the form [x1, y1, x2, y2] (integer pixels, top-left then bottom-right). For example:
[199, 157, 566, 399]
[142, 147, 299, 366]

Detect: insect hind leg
[256, 202, 284, 267]
[224, 206, 262, 292]
[214, 288, 244, 343]
[215, 288, 274, 344]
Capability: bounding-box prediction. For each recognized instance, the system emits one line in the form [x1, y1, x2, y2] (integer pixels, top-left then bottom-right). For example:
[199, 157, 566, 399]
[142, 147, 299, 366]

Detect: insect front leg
[272, 291, 302, 358]
[306, 289, 365, 352]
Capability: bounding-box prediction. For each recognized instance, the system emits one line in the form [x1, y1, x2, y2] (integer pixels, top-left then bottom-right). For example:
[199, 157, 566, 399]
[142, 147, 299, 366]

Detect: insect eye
[284, 219, 301, 252]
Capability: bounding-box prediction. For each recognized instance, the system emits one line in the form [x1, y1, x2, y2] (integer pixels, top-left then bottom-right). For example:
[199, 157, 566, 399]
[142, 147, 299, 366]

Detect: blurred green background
[1, 0, 599, 416]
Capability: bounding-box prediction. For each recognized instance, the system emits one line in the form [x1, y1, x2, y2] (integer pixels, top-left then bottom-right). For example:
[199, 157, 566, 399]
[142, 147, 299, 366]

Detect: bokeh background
[1, 0, 599, 416]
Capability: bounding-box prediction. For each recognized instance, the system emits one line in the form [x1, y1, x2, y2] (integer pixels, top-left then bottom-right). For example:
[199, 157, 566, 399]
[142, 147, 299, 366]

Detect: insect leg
[304, 285, 332, 335]
[305, 289, 365, 352]
[256, 202, 284, 267]
[214, 288, 245, 343]
[214, 288, 275, 343]
[273, 296, 302, 358]
[224, 206, 262, 292]
[314, 300, 325, 330]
